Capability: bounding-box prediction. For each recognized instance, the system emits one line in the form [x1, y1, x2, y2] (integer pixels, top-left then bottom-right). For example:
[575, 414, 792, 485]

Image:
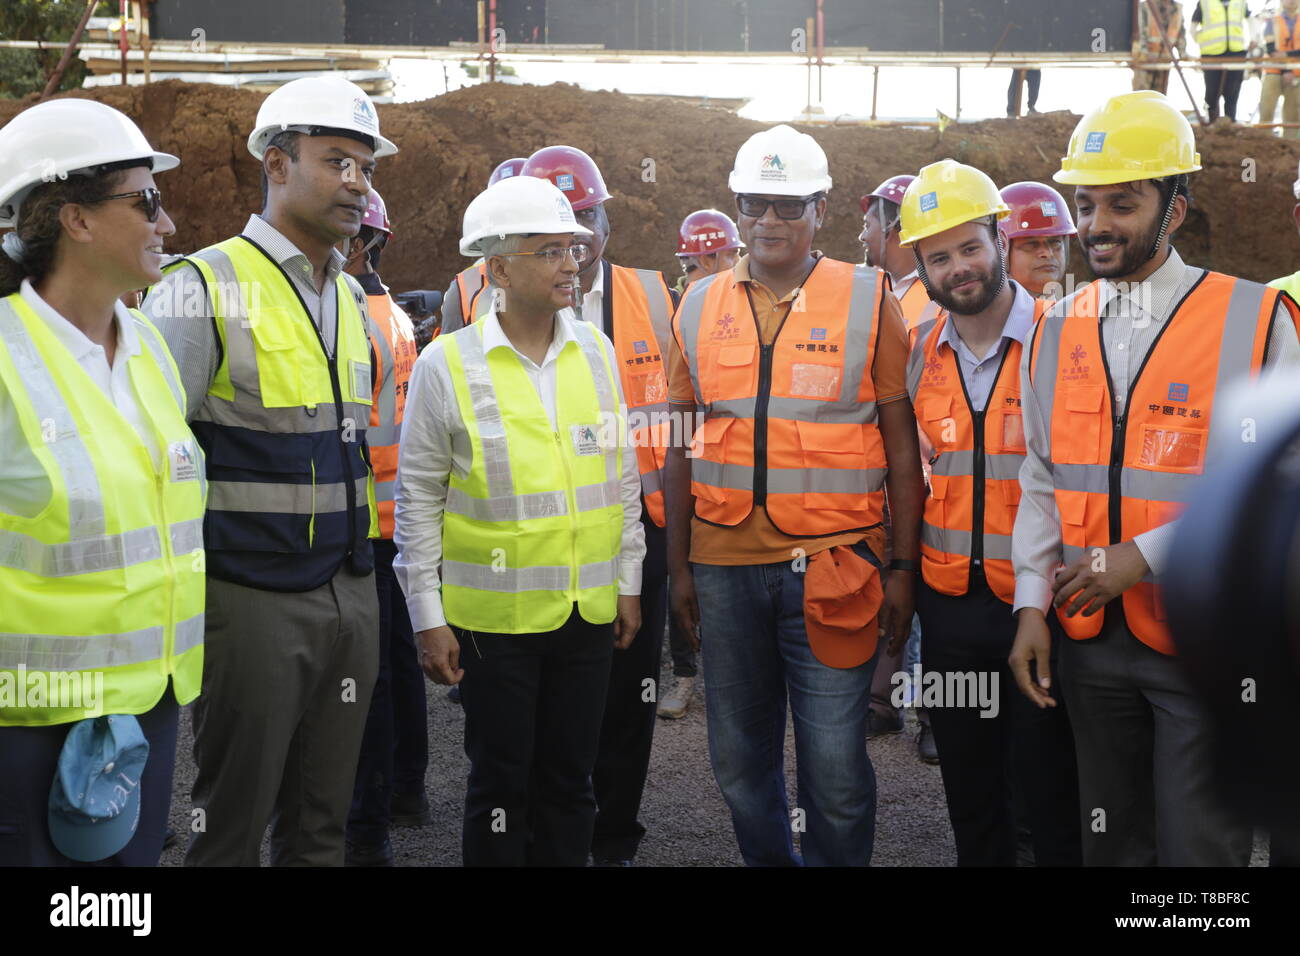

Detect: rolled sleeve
[141, 262, 218, 421]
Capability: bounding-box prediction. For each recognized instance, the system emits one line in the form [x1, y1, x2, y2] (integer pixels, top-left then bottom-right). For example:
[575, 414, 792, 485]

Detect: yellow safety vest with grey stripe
[437, 317, 625, 634]
[168, 236, 378, 592]
[1195, 0, 1247, 54]
[0, 294, 206, 726]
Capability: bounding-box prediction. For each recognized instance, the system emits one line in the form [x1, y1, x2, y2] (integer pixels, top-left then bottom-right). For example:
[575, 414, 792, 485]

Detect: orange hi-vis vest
[1028, 271, 1292, 654]
[366, 291, 418, 538]
[674, 258, 889, 536]
[608, 263, 676, 527]
[907, 300, 1050, 604]
[1266, 15, 1300, 73]
[452, 261, 675, 526]
[898, 275, 940, 331]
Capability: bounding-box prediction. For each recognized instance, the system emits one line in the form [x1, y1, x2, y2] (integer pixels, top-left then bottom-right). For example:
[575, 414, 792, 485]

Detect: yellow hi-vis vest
[437, 317, 625, 634]
[0, 294, 206, 726]
[1196, 0, 1247, 54]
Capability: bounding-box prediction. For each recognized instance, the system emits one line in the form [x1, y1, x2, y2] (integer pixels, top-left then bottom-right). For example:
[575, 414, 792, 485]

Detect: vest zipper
[754, 341, 775, 507]
[555, 430, 580, 596]
[971, 407, 987, 570]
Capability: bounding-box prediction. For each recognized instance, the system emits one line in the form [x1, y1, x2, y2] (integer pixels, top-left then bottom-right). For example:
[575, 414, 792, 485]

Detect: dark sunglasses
[736, 194, 819, 220]
[93, 187, 163, 223]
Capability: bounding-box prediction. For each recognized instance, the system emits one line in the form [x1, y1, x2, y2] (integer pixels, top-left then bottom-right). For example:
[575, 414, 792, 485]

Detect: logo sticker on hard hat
[352, 97, 377, 131]
[554, 195, 575, 222]
[1041, 201, 1058, 217]
[919, 191, 938, 213]
[760, 154, 787, 180]
[556, 173, 575, 191]
[1084, 132, 1106, 153]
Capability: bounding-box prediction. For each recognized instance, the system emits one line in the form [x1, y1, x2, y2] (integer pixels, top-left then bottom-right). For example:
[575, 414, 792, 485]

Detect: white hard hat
[460, 176, 593, 257]
[0, 99, 178, 228]
[247, 75, 398, 160]
[728, 124, 832, 197]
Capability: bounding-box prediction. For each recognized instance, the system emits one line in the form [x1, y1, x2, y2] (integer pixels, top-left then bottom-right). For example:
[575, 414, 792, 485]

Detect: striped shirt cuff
[1013, 574, 1054, 616]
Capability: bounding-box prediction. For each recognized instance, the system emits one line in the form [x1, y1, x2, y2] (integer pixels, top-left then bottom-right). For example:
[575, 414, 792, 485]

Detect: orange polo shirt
[667, 254, 911, 566]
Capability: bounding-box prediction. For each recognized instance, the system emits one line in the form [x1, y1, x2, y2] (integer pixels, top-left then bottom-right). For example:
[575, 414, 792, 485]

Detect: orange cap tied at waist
[803, 545, 884, 669]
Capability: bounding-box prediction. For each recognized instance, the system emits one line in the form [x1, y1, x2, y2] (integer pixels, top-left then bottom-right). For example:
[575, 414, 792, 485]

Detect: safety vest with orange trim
[366, 291, 418, 538]
[674, 258, 888, 536]
[908, 299, 1051, 603]
[1027, 271, 1290, 654]
[1265, 15, 1300, 74]
[898, 275, 940, 331]
[441, 262, 489, 334]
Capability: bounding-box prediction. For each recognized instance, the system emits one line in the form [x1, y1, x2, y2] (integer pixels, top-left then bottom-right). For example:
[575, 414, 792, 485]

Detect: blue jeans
[694, 555, 880, 866]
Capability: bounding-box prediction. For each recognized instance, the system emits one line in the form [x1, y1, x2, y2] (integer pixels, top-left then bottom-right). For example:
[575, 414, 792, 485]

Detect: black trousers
[348, 539, 429, 843]
[1203, 51, 1243, 121]
[0, 687, 179, 866]
[1007, 69, 1041, 114]
[591, 515, 668, 861]
[666, 612, 697, 678]
[917, 575, 1082, 866]
[457, 606, 614, 866]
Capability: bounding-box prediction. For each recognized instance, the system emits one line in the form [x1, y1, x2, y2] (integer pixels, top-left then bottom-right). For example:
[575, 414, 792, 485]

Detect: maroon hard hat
[521, 145, 612, 211]
[860, 174, 916, 215]
[488, 157, 527, 188]
[676, 209, 744, 257]
[362, 188, 390, 234]
[999, 181, 1077, 239]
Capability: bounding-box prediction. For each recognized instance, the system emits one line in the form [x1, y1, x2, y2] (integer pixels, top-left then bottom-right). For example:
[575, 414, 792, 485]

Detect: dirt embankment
[4, 79, 1300, 290]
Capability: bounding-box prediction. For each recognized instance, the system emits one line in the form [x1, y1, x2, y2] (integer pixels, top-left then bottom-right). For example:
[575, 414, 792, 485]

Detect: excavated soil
[3, 79, 1300, 290]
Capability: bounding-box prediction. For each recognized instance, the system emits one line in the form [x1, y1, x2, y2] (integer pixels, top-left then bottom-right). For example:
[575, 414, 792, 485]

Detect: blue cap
[48, 715, 149, 862]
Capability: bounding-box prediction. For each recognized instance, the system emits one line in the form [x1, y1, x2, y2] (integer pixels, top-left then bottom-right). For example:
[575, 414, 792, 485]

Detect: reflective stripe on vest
[1196, 0, 1247, 54]
[907, 303, 1049, 603]
[674, 259, 888, 535]
[898, 277, 940, 331]
[172, 237, 377, 591]
[609, 264, 674, 527]
[446, 263, 493, 333]
[437, 317, 624, 633]
[0, 295, 206, 725]
[367, 292, 418, 538]
[1029, 272, 1281, 654]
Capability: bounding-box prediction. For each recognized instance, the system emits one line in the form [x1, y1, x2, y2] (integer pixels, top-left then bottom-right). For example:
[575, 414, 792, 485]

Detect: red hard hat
[521, 145, 612, 211]
[488, 157, 527, 187]
[676, 209, 744, 257]
[860, 174, 916, 214]
[999, 181, 1077, 239]
[362, 188, 391, 234]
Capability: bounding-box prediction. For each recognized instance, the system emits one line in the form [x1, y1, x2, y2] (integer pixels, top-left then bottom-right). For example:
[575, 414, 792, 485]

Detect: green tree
[0, 1, 112, 100]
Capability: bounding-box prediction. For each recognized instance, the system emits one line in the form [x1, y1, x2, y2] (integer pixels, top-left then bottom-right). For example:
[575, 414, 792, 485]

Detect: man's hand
[670, 567, 702, 651]
[417, 625, 463, 685]
[879, 569, 916, 656]
[1009, 609, 1056, 708]
[614, 594, 642, 650]
[1052, 540, 1149, 617]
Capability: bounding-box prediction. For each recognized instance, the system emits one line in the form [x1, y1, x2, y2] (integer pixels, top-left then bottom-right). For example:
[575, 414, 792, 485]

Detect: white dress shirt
[1, 281, 159, 518]
[1012, 247, 1300, 614]
[579, 261, 605, 329]
[393, 305, 646, 632]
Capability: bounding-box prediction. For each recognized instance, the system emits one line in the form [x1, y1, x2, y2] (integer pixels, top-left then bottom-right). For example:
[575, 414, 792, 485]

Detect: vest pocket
[691, 416, 734, 504]
[203, 428, 314, 553]
[247, 307, 304, 408]
[1135, 423, 1205, 472]
[702, 344, 755, 402]
[1058, 385, 1105, 463]
[926, 473, 950, 562]
[796, 420, 864, 472]
[997, 409, 1026, 453]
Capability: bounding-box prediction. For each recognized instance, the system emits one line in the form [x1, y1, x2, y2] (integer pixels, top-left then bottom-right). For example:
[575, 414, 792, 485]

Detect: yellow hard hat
[898, 159, 1010, 247]
[1055, 91, 1201, 186]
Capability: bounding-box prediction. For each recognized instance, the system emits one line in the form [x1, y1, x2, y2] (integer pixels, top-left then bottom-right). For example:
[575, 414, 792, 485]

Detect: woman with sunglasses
[0, 99, 206, 865]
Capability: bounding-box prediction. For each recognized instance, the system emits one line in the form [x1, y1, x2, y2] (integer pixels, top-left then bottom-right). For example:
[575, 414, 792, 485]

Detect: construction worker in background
[998, 181, 1077, 299]
[339, 189, 428, 866]
[521, 144, 674, 866]
[144, 75, 397, 866]
[1006, 69, 1042, 118]
[1260, 0, 1300, 139]
[439, 157, 527, 335]
[0, 100, 204, 866]
[1193, 0, 1249, 121]
[899, 160, 1081, 866]
[859, 172, 936, 761]
[667, 124, 924, 866]
[1010, 90, 1300, 865]
[659, 209, 744, 718]
[394, 175, 645, 866]
[1132, 0, 1186, 95]
[674, 208, 744, 295]
[859, 174, 939, 330]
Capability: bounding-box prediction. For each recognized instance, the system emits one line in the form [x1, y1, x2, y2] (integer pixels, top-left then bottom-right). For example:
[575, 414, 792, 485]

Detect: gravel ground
[159, 636, 1267, 867]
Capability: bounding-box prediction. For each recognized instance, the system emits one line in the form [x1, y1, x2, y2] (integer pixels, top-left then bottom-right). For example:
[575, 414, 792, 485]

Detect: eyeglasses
[93, 187, 163, 223]
[736, 194, 820, 220]
[497, 244, 590, 266]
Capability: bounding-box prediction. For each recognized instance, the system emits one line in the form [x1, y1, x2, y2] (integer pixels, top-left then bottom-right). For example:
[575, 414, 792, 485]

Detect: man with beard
[899, 161, 1081, 866]
[1009, 91, 1300, 865]
[999, 182, 1077, 300]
